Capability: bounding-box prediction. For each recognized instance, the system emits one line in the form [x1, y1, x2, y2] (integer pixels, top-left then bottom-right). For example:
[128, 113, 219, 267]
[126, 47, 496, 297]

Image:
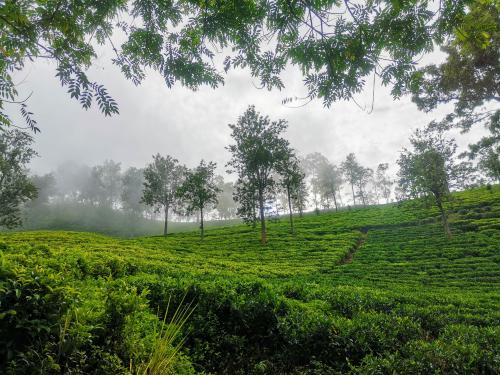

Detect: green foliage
[227, 105, 291, 243]
[410, 0, 499, 181]
[374, 163, 393, 204]
[0, 0, 475, 129]
[304, 152, 330, 210]
[341, 153, 370, 206]
[397, 124, 474, 237]
[277, 152, 305, 232]
[411, 0, 499, 118]
[0, 255, 196, 374]
[0, 185, 499, 373]
[0, 129, 37, 228]
[177, 160, 221, 238]
[142, 154, 186, 236]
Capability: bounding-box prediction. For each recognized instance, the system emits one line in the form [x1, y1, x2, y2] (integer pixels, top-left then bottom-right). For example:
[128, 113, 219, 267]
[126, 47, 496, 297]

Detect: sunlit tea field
[1, 186, 499, 374]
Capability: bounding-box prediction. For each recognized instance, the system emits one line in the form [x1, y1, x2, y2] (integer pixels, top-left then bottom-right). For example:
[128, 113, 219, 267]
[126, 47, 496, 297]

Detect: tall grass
[133, 295, 196, 375]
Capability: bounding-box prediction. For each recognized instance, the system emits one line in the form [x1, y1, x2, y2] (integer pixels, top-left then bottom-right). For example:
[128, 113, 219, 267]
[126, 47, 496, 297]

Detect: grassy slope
[1, 186, 499, 373]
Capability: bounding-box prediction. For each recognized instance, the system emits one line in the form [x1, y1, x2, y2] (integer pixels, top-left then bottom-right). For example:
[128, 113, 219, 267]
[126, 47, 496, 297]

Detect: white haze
[8, 45, 487, 190]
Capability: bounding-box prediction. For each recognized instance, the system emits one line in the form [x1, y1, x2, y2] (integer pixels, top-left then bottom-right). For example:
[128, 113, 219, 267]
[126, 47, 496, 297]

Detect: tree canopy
[227, 105, 290, 244]
[142, 154, 185, 236]
[0, 129, 37, 228]
[410, 0, 499, 180]
[1, 0, 476, 130]
[177, 160, 220, 238]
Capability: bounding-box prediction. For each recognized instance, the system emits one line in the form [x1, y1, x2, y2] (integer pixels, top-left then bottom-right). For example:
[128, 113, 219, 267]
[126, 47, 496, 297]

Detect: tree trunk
[287, 185, 294, 234]
[337, 188, 343, 207]
[200, 206, 204, 239]
[313, 191, 319, 214]
[332, 190, 338, 212]
[163, 205, 169, 236]
[252, 196, 257, 228]
[258, 188, 267, 244]
[351, 183, 356, 205]
[436, 199, 452, 239]
[298, 196, 304, 218]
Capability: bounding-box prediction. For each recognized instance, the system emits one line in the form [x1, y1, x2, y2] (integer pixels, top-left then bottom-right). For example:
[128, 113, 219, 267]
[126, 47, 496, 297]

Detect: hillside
[1, 186, 499, 374]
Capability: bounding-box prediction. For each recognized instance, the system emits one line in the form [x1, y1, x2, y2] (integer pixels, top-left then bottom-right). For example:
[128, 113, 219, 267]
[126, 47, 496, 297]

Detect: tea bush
[0, 186, 499, 373]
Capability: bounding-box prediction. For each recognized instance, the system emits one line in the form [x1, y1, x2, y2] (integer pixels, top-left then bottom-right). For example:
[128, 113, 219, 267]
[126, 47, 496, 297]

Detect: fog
[8, 45, 486, 180]
[5, 43, 489, 237]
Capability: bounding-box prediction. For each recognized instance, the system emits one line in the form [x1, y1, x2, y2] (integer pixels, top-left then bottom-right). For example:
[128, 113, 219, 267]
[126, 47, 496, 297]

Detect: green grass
[1, 186, 499, 374]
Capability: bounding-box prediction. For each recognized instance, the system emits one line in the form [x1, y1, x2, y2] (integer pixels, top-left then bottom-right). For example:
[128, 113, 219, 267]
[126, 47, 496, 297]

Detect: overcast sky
[8, 46, 486, 181]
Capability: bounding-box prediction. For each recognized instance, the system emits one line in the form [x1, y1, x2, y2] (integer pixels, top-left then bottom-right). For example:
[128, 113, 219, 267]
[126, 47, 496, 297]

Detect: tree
[29, 173, 57, 206]
[142, 154, 185, 236]
[292, 179, 309, 218]
[233, 178, 258, 227]
[0, 130, 37, 228]
[1, 0, 474, 130]
[397, 126, 474, 239]
[226, 106, 290, 244]
[81, 160, 122, 207]
[374, 163, 393, 203]
[177, 160, 220, 238]
[341, 153, 363, 206]
[121, 167, 146, 215]
[214, 177, 238, 220]
[317, 161, 343, 211]
[304, 153, 330, 212]
[355, 167, 373, 206]
[54, 161, 91, 201]
[461, 113, 499, 182]
[410, 0, 499, 179]
[278, 152, 305, 234]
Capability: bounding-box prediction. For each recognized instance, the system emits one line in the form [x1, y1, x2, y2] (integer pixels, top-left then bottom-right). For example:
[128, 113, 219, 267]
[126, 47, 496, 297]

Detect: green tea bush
[0, 185, 498, 373]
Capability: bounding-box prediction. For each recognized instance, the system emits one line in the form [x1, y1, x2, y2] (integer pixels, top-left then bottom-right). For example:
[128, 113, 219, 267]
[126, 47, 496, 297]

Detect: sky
[8, 45, 486, 182]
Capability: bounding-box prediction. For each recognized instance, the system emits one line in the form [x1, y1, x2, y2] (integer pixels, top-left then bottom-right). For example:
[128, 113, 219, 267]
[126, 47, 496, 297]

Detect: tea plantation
[1, 186, 499, 374]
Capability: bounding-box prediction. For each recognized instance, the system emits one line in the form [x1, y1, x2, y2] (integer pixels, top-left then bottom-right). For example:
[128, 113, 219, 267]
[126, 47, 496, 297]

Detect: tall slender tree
[304, 153, 330, 213]
[293, 180, 309, 218]
[142, 154, 185, 236]
[374, 163, 393, 204]
[278, 152, 305, 234]
[177, 160, 220, 238]
[318, 161, 343, 211]
[341, 153, 362, 206]
[355, 167, 373, 206]
[121, 167, 146, 216]
[226, 106, 290, 244]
